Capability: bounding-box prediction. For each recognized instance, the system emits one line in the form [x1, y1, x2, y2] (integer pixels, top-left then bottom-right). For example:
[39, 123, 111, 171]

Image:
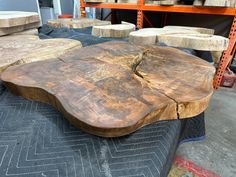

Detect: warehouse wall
[0, 0, 40, 13]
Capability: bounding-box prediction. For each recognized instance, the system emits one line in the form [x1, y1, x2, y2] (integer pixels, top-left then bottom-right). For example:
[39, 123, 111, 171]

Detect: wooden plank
[48, 18, 111, 29]
[0, 35, 82, 73]
[1, 41, 215, 137]
[0, 11, 40, 28]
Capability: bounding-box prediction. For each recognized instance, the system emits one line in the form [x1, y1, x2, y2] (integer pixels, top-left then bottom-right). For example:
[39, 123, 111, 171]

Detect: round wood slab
[1, 41, 215, 137]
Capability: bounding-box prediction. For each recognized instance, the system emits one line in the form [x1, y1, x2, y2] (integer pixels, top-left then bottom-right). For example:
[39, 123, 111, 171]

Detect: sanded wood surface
[0, 35, 82, 73]
[92, 23, 135, 38]
[1, 41, 215, 137]
[0, 11, 40, 28]
[48, 18, 111, 29]
[0, 22, 40, 36]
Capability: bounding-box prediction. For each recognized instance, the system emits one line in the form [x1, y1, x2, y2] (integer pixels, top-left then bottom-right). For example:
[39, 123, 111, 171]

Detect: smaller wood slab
[0, 11, 40, 28]
[92, 23, 135, 38]
[0, 35, 82, 73]
[48, 18, 111, 29]
[158, 33, 229, 51]
[0, 22, 40, 36]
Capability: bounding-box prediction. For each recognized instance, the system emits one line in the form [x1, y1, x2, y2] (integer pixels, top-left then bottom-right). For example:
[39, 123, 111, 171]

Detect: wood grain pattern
[0, 35, 82, 73]
[1, 41, 215, 137]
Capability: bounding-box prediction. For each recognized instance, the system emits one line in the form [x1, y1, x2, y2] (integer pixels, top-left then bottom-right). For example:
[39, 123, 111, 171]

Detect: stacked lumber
[0, 35, 82, 73]
[1, 41, 215, 137]
[0, 11, 40, 36]
[92, 22, 136, 38]
[48, 18, 111, 29]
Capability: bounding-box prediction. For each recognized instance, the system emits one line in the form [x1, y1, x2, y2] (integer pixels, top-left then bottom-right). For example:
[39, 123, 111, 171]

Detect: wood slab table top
[1, 41, 215, 137]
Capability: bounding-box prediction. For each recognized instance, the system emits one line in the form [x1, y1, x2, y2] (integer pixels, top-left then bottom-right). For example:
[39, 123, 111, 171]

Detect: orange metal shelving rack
[80, 0, 236, 89]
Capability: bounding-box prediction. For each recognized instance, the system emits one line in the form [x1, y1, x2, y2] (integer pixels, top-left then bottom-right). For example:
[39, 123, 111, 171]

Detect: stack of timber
[0, 11, 40, 36]
[1, 41, 215, 137]
[48, 18, 111, 29]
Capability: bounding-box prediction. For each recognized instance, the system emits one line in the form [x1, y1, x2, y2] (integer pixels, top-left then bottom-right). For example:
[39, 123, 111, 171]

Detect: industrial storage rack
[79, 1, 236, 89]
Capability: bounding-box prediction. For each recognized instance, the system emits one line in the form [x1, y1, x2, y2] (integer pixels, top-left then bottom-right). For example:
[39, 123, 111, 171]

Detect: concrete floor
[176, 85, 236, 177]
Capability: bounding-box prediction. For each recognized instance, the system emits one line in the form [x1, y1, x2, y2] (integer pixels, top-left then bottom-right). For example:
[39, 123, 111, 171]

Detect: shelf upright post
[137, 0, 145, 29]
[80, 0, 86, 17]
[213, 16, 236, 89]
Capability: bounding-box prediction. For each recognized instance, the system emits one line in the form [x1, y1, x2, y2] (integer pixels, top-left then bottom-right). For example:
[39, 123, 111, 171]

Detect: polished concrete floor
[176, 85, 236, 177]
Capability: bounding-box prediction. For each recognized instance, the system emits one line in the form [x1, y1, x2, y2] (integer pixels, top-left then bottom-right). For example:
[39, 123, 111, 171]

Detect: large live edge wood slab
[1, 42, 215, 137]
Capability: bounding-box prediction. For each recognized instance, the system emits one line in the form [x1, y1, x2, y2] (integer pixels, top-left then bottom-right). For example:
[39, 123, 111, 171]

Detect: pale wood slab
[158, 33, 229, 51]
[163, 26, 214, 35]
[0, 35, 82, 73]
[0, 22, 40, 36]
[1, 41, 215, 137]
[160, 0, 175, 5]
[129, 27, 228, 51]
[48, 18, 111, 29]
[204, 0, 231, 7]
[193, 0, 203, 6]
[92, 23, 135, 38]
[129, 27, 200, 45]
[129, 30, 157, 45]
[0, 11, 40, 28]
[117, 0, 137, 3]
